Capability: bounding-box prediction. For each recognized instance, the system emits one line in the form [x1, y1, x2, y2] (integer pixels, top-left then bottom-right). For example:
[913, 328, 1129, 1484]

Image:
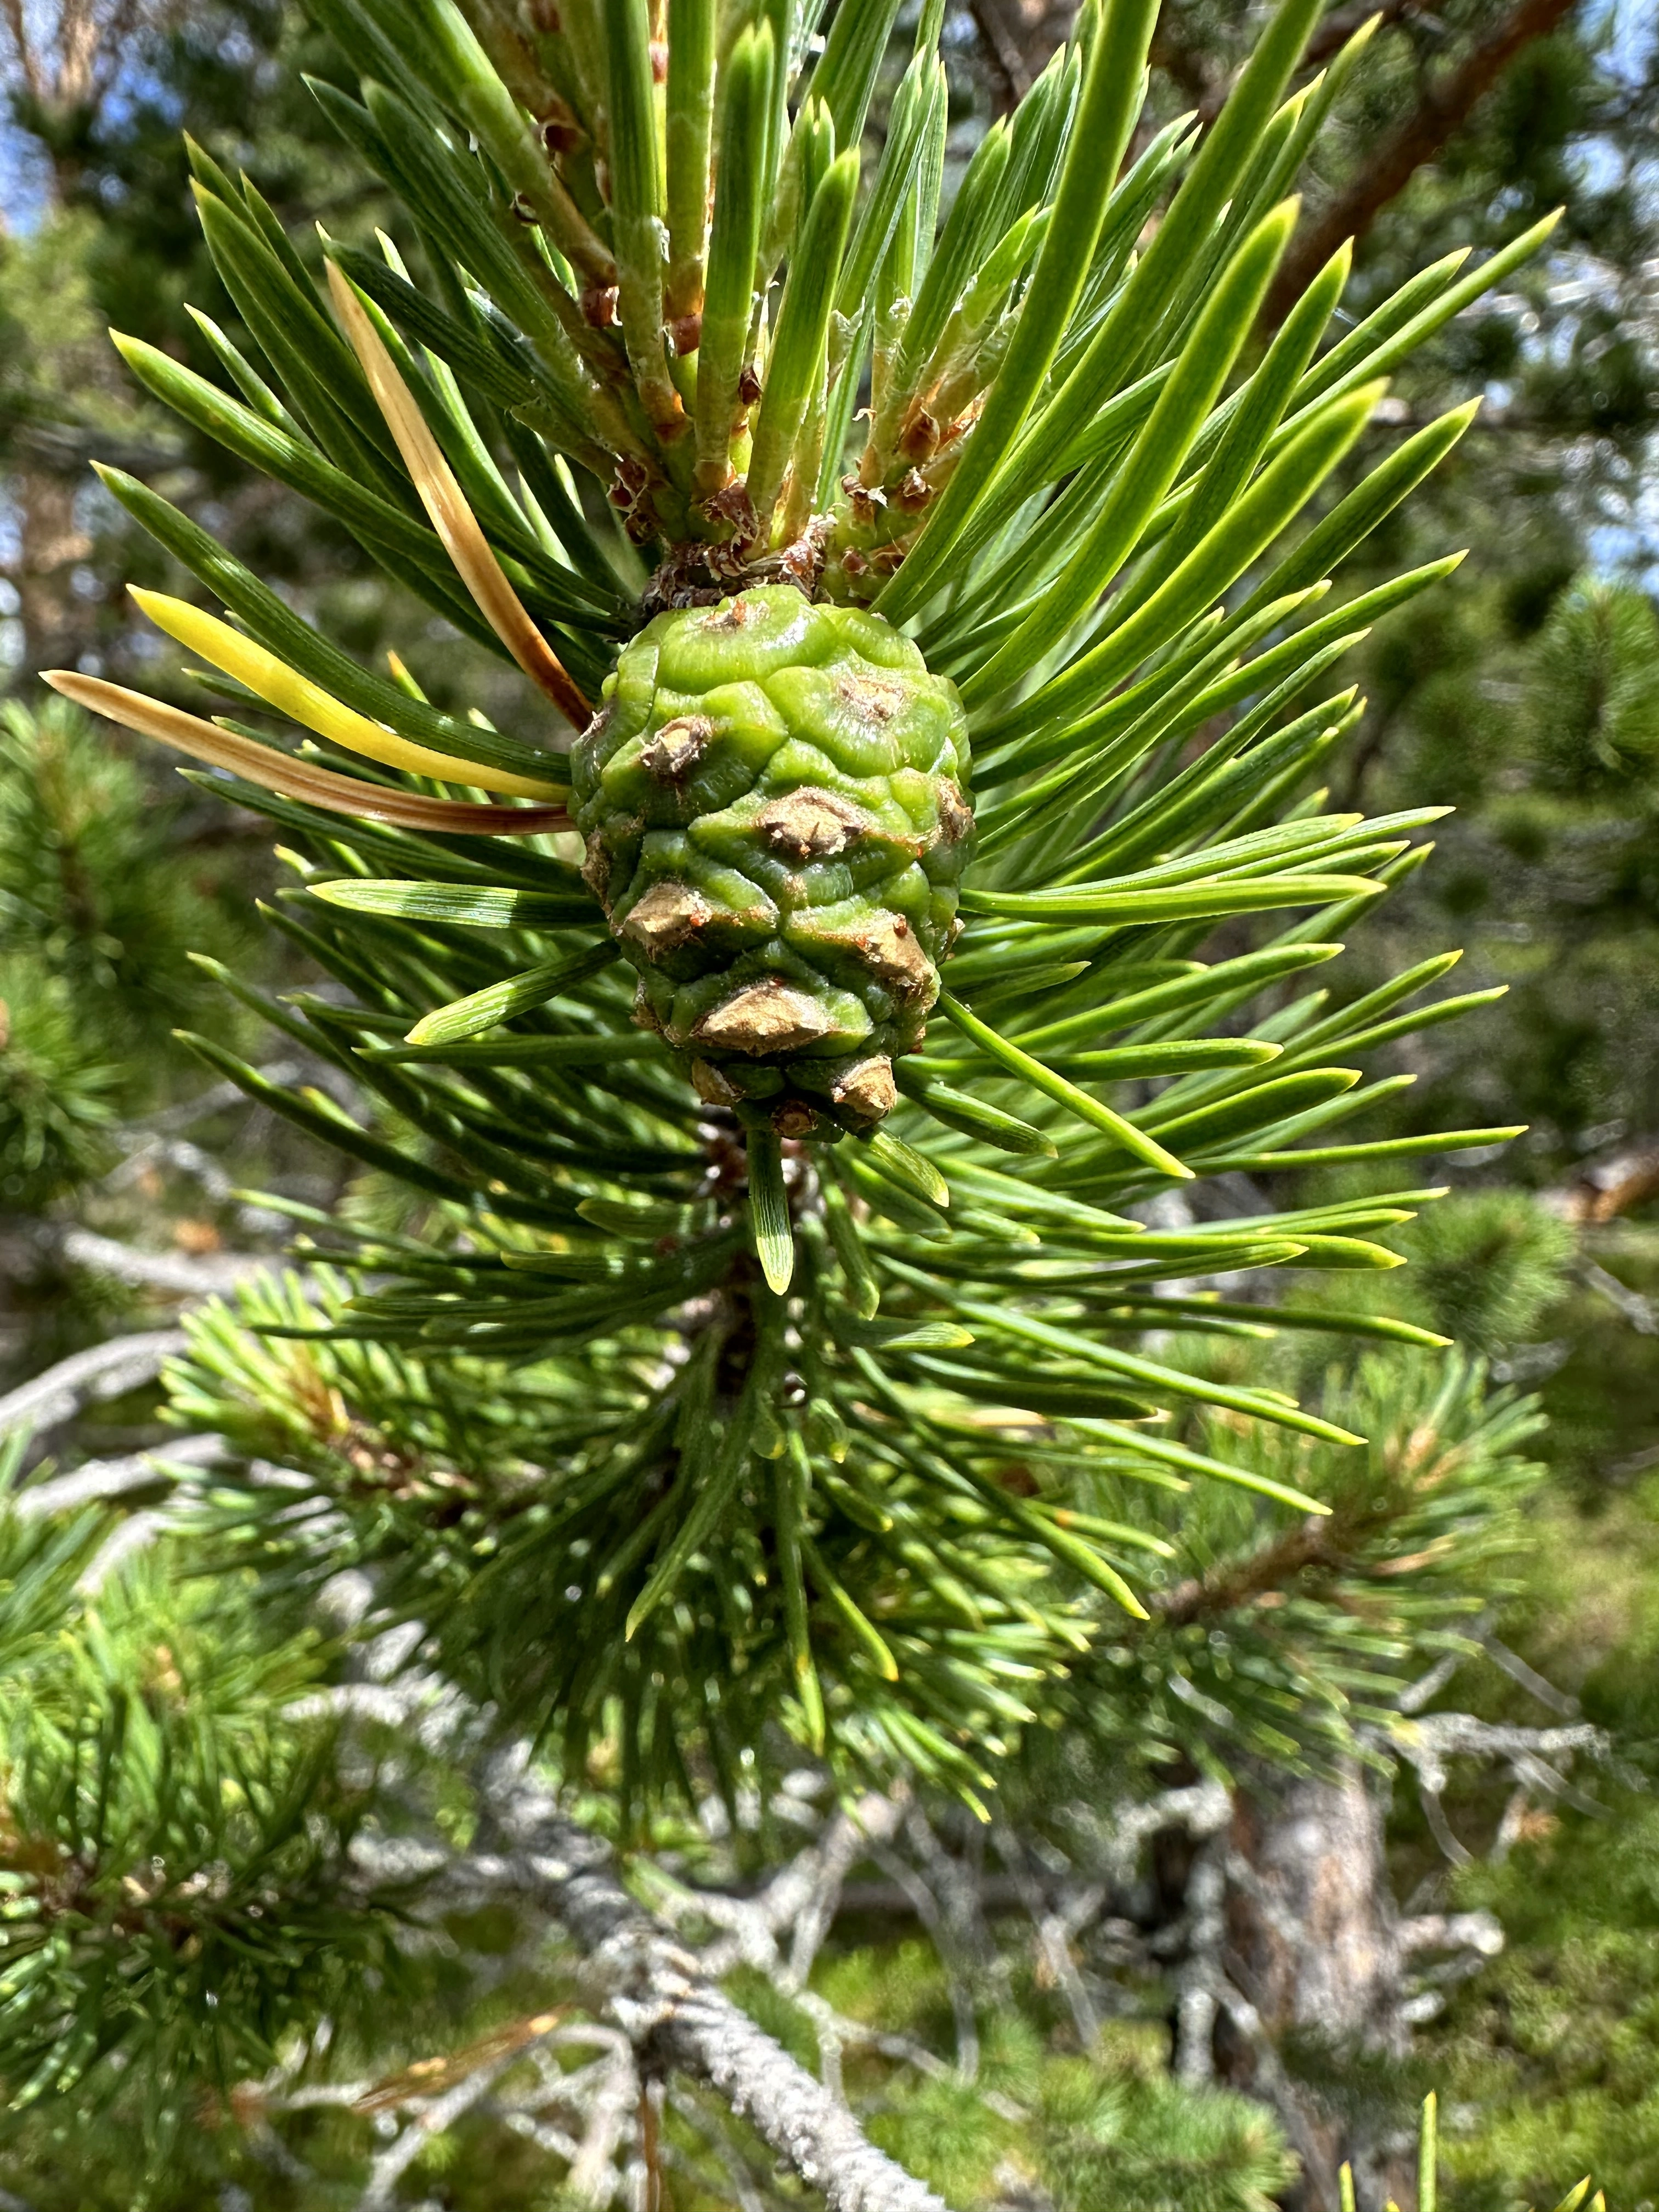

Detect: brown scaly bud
[934, 781, 973, 848]
[821, 909, 933, 998]
[769, 515, 830, 596]
[840, 473, 888, 528]
[668, 311, 702, 357]
[939, 405, 978, 452]
[899, 408, 940, 462]
[704, 595, 755, 633]
[737, 364, 763, 406]
[755, 787, 871, 860]
[701, 481, 758, 544]
[690, 1058, 741, 1107]
[538, 101, 582, 157]
[693, 979, 834, 1057]
[583, 284, 620, 329]
[649, 38, 668, 83]
[895, 469, 933, 512]
[619, 879, 712, 956]
[639, 715, 713, 782]
[840, 547, 870, 578]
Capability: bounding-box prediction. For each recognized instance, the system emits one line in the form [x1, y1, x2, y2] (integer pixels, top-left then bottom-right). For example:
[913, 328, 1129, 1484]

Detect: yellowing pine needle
[129, 588, 567, 801]
[352, 2009, 571, 2114]
[325, 260, 592, 730]
[42, 672, 571, 837]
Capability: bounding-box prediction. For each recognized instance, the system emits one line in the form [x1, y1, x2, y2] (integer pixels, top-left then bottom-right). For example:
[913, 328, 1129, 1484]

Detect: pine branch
[1264, 0, 1579, 323]
[358, 2039, 551, 2209]
[1302, 0, 1421, 71]
[1395, 1908, 1505, 1961]
[1476, 1627, 1581, 1717]
[970, 0, 1073, 106]
[654, 1788, 911, 1984]
[1152, 0, 1423, 128]
[1389, 1711, 1608, 1864]
[45, 0, 1566, 1841]
[1556, 1141, 1659, 1222]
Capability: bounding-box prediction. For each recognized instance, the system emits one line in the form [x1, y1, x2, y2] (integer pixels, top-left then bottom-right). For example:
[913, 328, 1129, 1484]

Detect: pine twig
[785, 1791, 910, 1992]
[658, 1786, 909, 1984]
[566, 2047, 637, 2206]
[357, 2042, 539, 2209]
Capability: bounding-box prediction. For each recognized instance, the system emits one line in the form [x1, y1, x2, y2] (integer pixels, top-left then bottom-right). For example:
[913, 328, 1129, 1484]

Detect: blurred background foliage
[1, 0, 1657, 2205]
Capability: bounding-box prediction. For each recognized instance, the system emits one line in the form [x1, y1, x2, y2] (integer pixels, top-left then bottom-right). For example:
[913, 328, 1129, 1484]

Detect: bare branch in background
[1552, 1142, 1659, 1223]
[1303, 0, 1424, 71]
[0, 0, 180, 133]
[970, 0, 1076, 109]
[452, 1751, 954, 2212]
[0, 1327, 187, 1442]
[51, 1226, 294, 1299]
[13, 1429, 221, 1516]
[1265, 0, 1581, 321]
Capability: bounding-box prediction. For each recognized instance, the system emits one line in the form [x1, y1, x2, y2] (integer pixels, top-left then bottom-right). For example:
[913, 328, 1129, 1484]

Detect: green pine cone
[573, 586, 973, 1133]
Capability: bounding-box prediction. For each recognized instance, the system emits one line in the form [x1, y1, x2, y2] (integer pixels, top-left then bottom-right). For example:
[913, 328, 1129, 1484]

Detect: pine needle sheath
[46, 0, 1553, 1801]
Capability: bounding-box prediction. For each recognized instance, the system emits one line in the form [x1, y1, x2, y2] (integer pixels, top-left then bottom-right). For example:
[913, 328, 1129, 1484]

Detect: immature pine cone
[572, 586, 973, 1134]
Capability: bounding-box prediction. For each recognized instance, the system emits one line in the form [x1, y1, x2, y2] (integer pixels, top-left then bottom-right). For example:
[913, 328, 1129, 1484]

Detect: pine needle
[41, 673, 571, 836]
[129, 588, 567, 800]
[325, 259, 593, 728]
[747, 1127, 796, 1295]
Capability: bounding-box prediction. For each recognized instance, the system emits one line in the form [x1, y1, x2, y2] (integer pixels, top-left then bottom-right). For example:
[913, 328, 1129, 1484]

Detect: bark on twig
[53, 1227, 290, 1299]
[1220, 1763, 1413, 2211]
[1304, 0, 1421, 70]
[469, 1750, 950, 2212]
[662, 1787, 910, 1987]
[1552, 1142, 1659, 1223]
[1152, 1513, 1339, 1626]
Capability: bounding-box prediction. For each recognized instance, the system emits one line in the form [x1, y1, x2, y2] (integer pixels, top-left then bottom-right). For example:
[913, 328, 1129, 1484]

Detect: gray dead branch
[0, 1328, 189, 1441]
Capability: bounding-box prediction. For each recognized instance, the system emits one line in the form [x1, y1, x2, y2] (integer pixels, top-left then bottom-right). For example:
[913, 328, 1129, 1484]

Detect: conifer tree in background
[0, 0, 1633, 2202]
